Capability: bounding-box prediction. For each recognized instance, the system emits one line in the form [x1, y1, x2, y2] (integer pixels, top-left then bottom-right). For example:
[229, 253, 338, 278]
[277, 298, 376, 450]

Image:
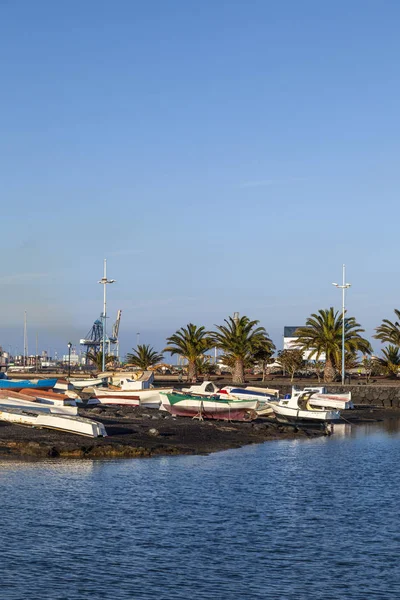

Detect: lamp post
[332, 264, 351, 385]
[67, 342, 72, 377]
[136, 332, 140, 349]
[98, 259, 116, 373]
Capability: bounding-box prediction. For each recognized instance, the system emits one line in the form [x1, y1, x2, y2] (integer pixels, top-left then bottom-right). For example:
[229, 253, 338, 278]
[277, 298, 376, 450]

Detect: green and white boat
[159, 391, 258, 421]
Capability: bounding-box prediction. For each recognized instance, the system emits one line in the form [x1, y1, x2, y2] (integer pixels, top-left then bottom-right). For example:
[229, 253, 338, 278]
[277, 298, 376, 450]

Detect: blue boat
[0, 378, 58, 392]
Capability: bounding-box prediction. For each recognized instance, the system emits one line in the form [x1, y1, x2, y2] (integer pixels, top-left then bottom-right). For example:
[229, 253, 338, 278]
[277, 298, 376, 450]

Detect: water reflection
[331, 417, 400, 438]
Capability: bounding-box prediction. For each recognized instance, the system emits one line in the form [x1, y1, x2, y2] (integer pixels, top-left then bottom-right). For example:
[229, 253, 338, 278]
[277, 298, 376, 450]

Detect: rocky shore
[0, 404, 396, 460]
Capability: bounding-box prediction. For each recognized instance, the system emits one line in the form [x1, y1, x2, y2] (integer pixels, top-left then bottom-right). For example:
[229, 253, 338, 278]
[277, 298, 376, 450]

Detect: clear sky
[1, 0, 399, 359]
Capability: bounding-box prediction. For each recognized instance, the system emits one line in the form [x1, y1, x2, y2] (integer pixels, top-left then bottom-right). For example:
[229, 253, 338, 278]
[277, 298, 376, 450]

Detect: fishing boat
[93, 388, 140, 406]
[271, 392, 341, 423]
[291, 387, 354, 410]
[182, 381, 220, 395]
[0, 378, 58, 391]
[67, 378, 105, 390]
[0, 390, 78, 416]
[160, 392, 258, 421]
[0, 407, 107, 437]
[93, 386, 171, 408]
[219, 385, 279, 403]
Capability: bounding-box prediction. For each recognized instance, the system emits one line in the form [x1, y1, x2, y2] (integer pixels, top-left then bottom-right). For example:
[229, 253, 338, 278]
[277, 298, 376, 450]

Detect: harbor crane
[80, 310, 122, 361]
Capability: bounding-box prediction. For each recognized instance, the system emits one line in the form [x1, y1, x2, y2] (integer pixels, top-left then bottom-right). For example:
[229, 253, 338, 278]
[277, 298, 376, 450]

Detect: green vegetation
[164, 324, 214, 382]
[295, 308, 372, 383]
[375, 309, 400, 347]
[213, 315, 272, 384]
[378, 345, 400, 378]
[277, 349, 304, 382]
[86, 350, 116, 371]
[126, 344, 164, 370]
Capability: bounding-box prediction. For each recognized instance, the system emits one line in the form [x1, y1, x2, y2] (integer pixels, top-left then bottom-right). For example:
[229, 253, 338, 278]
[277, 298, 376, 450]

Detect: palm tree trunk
[232, 358, 245, 384]
[262, 361, 266, 382]
[324, 357, 336, 383]
[188, 360, 197, 383]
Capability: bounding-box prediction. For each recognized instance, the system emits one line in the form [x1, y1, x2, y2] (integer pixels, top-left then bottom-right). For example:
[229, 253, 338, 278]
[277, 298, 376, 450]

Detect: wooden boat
[0, 407, 107, 437]
[93, 388, 140, 406]
[292, 387, 354, 410]
[0, 378, 57, 391]
[0, 390, 78, 415]
[67, 378, 105, 389]
[98, 370, 155, 389]
[160, 392, 258, 421]
[272, 392, 341, 423]
[219, 385, 279, 402]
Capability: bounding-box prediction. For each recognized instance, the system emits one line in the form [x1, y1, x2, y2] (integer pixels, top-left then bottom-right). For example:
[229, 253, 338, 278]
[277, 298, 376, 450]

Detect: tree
[252, 338, 276, 381]
[213, 315, 270, 384]
[311, 360, 325, 383]
[375, 309, 400, 348]
[86, 351, 116, 372]
[196, 355, 218, 377]
[126, 344, 164, 370]
[164, 324, 213, 382]
[277, 349, 305, 382]
[294, 308, 372, 383]
[378, 345, 400, 378]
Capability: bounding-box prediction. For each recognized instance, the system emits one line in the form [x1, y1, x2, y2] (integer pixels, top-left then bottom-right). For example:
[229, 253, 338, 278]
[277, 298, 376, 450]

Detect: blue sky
[1, 1, 399, 359]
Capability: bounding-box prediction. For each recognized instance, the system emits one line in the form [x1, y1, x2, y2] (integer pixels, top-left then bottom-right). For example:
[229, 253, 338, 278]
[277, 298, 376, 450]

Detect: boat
[0, 378, 58, 391]
[182, 381, 220, 395]
[0, 390, 78, 416]
[98, 370, 155, 389]
[67, 378, 105, 390]
[159, 391, 258, 421]
[93, 388, 141, 406]
[291, 387, 354, 410]
[271, 392, 341, 423]
[219, 385, 279, 403]
[0, 407, 107, 437]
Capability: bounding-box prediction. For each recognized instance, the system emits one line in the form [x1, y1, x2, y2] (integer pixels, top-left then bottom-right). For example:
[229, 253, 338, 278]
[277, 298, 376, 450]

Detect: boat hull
[272, 404, 341, 423]
[160, 393, 258, 421]
[0, 378, 57, 392]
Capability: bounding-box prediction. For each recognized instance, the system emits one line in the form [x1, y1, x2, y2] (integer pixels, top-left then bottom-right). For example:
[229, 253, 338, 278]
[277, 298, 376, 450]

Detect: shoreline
[0, 405, 397, 460]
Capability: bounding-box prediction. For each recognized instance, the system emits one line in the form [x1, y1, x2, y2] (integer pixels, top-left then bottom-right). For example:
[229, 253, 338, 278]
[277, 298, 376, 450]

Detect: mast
[23, 311, 28, 368]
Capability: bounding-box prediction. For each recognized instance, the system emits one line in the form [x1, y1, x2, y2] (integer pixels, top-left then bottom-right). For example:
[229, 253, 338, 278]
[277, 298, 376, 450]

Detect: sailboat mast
[23, 311, 28, 368]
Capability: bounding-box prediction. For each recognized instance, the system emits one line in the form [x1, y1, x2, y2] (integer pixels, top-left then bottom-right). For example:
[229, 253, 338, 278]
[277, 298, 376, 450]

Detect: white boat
[0, 408, 107, 437]
[182, 381, 220, 395]
[219, 385, 279, 403]
[0, 390, 78, 415]
[98, 371, 155, 389]
[68, 378, 105, 389]
[272, 392, 341, 423]
[292, 387, 354, 410]
[93, 388, 140, 406]
[94, 386, 171, 408]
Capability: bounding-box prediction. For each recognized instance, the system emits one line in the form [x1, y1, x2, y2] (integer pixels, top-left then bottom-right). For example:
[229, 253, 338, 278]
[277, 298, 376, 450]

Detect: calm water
[1, 420, 400, 599]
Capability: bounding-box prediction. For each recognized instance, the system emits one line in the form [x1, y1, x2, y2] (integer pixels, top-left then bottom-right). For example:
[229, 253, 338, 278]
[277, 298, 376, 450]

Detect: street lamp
[136, 332, 140, 349]
[67, 342, 72, 377]
[332, 264, 351, 385]
[98, 259, 116, 373]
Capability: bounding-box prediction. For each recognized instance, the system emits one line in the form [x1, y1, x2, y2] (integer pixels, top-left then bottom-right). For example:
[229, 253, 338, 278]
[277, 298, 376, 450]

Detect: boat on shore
[271, 392, 341, 423]
[67, 378, 105, 390]
[0, 407, 107, 437]
[93, 388, 141, 406]
[160, 392, 258, 421]
[291, 387, 354, 410]
[0, 378, 58, 391]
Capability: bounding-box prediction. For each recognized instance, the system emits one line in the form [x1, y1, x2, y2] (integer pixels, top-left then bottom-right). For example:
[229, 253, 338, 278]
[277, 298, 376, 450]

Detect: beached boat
[291, 387, 354, 410]
[98, 370, 155, 389]
[0, 407, 107, 437]
[219, 385, 279, 403]
[0, 378, 58, 391]
[67, 378, 105, 389]
[271, 392, 341, 423]
[182, 381, 220, 395]
[93, 388, 140, 406]
[160, 392, 258, 421]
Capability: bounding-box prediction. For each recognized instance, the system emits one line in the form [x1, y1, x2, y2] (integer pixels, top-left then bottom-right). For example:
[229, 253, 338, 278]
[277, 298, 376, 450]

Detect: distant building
[283, 326, 325, 361]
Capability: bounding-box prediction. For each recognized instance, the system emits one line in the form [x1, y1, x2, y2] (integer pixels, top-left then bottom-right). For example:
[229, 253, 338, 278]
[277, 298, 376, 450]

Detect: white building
[283, 326, 325, 361]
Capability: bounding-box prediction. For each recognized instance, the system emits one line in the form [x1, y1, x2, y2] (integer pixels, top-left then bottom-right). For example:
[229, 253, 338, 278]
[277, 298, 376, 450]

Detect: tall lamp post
[332, 264, 351, 385]
[98, 259, 116, 373]
[67, 342, 72, 377]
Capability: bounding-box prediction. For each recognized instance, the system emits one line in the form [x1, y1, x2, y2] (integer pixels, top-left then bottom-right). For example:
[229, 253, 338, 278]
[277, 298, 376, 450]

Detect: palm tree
[378, 345, 400, 378]
[164, 324, 213, 382]
[375, 309, 400, 347]
[126, 344, 164, 370]
[213, 315, 270, 383]
[294, 308, 372, 383]
[86, 350, 116, 372]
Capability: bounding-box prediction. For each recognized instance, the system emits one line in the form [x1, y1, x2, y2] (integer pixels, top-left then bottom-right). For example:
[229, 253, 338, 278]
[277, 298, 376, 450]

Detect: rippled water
[1, 420, 400, 599]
